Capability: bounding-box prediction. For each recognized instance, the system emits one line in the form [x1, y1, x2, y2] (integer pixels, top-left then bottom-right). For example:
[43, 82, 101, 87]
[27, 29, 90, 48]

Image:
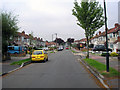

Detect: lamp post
[52, 34, 53, 42]
[55, 33, 57, 47]
[104, 0, 109, 72]
[52, 33, 58, 49]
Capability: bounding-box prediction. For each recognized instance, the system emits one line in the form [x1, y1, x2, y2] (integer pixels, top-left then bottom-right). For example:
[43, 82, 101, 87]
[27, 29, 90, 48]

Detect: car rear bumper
[32, 58, 44, 61]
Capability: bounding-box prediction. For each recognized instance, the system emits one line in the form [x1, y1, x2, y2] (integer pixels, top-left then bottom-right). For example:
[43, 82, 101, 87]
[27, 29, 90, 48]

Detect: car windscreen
[33, 51, 42, 55]
[8, 47, 14, 50]
[95, 45, 105, 48]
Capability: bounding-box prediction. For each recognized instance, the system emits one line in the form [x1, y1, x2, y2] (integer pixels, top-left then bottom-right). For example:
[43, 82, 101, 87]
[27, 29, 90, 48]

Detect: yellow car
[31, 50, 48, 62]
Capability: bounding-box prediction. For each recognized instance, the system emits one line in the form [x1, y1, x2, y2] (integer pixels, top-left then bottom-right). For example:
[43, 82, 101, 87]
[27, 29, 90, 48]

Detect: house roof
[24, 34, 29, 39]
[49, 42, 56, 45]
[74, 40, 80, 42]
[74, 38, 86, 43]
[90, 23, 120, 40]
[16, 31, 45, 41]
[45, 42, 56, 46]
[34, 37, 37, 40]
[79, 38, 87, 42]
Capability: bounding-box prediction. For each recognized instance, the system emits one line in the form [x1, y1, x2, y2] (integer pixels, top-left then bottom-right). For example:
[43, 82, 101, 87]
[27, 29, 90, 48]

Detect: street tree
[1, 11, 19, 56]
[67, 38, 74, 49]
[29, 32, 34, 58]
[54, 38, 64, 45]
[72, 0, 104, 58]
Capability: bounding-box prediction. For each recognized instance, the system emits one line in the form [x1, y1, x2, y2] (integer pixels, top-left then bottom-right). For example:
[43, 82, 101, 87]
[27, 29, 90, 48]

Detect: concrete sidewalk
[2, 54, 30, 73]
[72, 48, 120, 72]
[72, 48, 120, 88]
[90, 54, 120, 72]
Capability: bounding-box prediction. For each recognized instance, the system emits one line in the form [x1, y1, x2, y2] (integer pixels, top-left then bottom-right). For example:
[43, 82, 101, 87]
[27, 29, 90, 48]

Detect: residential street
[3, 50, 100, 88]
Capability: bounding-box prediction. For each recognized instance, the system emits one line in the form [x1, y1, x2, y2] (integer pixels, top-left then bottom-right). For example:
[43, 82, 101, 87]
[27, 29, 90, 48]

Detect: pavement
[2, 54, 30, 73]
[72, 48, 120, 88]
[2, 50, 100, 88]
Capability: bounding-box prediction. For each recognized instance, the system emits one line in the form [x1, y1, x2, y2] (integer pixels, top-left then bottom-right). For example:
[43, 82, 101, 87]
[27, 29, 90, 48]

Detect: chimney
[99, 31, 101, 35]
[118, 36, 120, 40]
[22, 31, 25, 34]
[115, 23, 119, 28]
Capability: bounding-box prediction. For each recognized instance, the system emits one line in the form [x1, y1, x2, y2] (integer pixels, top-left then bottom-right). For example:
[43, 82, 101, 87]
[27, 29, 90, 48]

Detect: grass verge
[83, 58, 120, 78]
[50, 51, 54, 53]
[10, 58, 31, 65]
[71, 50, 77, 53]
[90, 53, 101, 56]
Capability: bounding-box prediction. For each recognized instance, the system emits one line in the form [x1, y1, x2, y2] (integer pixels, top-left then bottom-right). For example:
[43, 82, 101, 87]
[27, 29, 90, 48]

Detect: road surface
[3, 50, 100, 88]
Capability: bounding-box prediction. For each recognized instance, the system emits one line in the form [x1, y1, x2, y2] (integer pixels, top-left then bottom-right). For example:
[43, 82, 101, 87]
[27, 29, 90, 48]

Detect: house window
[22, 37, 24, 42]
[110, 33, 112, 38]
[113, 33, 115, 37]
[18, 37, 20, 41]
[110, 43, 113, 49]
[119, 31, 120, 37]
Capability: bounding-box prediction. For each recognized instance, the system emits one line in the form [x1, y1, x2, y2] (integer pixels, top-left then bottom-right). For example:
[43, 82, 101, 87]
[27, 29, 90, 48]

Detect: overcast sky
[1, 0, 120, 41]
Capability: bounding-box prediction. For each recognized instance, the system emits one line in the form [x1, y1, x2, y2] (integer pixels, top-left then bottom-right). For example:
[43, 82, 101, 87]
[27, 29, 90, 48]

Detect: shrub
[27, 51, 30, 54]
[110, 52, 118, 57]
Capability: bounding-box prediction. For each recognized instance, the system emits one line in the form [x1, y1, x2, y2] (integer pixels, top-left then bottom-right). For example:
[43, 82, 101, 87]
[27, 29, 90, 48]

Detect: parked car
[57, 46, 64, 51]
[42, 47, 49, 51]
[31, 50, 48, 62]
[66, 47, 69, 50]
[93, 45, 112, 52]
[7, 46, 24, 54]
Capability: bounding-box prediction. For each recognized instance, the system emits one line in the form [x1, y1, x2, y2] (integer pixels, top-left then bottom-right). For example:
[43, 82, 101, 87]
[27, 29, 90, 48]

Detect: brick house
[75, 23, 120, 52]
[10, 31, 44, 48]
[45, 41, 56, 47]
[90, 23, 120, 52]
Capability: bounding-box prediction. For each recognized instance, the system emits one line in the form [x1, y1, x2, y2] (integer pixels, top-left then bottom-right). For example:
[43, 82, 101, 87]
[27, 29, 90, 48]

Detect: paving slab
[2, 54, 30, 73]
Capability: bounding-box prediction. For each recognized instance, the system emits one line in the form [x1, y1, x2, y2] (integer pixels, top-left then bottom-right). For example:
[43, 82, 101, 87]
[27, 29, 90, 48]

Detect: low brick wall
[80, 48, 92, 51]
[74, 47, 80, 50]
[10, 52, 26, 57]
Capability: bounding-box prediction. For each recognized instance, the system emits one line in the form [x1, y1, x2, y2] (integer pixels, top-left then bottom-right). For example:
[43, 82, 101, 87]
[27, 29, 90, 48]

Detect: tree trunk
[30, 49, 31, 59]
[86, 36, 89, 58]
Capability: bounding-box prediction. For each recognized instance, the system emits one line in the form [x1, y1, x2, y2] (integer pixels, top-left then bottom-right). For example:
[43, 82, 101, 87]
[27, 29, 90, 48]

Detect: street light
[52, 34, 53, 42]
[55, 33, 57, 47]
[104, 0, 109, 72]
[52, 33, 58, 47]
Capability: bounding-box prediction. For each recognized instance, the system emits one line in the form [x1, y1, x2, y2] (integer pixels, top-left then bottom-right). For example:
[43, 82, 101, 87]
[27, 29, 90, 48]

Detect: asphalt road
[3, 50, 100, 88]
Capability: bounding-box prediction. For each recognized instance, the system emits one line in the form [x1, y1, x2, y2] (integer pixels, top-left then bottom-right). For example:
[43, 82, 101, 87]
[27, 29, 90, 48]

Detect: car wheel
[14, 52, 18, 54]
[31, 61, 34, 63]
[46, 58, 48, 61]
[43, 58, 46, 62]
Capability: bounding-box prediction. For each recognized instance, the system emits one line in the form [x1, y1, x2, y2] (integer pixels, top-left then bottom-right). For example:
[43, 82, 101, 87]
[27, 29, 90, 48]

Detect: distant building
[90, 23, 120, 52]
[45, 41, 56, 47]
[9, 31, 45, 48]
[74, 23, 120, 52]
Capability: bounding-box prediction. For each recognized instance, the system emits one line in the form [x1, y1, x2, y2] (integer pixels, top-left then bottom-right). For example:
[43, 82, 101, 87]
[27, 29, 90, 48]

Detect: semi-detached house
[74, 23, 120, 53]
[10, 31, 44, 48]
[90, 23, 120, 52]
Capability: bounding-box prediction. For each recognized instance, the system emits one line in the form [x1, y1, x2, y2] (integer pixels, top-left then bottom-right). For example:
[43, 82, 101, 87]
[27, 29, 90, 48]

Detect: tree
[54, 38, 64, 45]
[72, 0, 104, 58]
[29, 32, 34, 58]
[67, 38, 74, 49]
[1, 11, 19, 55]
